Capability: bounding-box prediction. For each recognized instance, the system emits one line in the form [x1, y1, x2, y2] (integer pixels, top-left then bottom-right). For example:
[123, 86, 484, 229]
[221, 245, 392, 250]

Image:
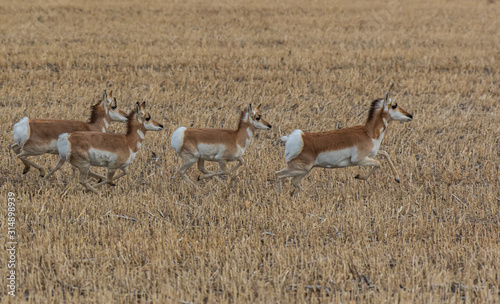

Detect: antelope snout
[407, 114, 413, 121]
[158, 123, 164, 129]
[267, 124, 272, 130]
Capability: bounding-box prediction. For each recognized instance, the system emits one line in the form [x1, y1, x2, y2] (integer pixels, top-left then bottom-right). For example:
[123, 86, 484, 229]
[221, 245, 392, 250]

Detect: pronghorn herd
[11, 86, 413, 193]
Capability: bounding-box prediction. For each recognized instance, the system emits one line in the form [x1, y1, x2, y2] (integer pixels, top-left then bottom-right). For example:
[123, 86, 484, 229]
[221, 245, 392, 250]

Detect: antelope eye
[111, 106, 117, 110]
[146, 115, 151, 121]
[256, 115, 261, 121]
[391, 104, 398, 109]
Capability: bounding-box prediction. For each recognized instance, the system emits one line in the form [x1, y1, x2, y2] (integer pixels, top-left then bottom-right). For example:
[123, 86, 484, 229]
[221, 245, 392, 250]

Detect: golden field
[0, 0, 499, 302]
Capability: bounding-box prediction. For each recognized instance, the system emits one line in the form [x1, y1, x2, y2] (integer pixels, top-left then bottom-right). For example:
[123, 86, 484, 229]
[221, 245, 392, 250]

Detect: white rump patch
[284, 129, 304, 162]
[13, 117, 30, 149]
[57, 133, 71, 161]
[170, 127, 186, 153]
[89, 148, 118, 167]
[315, 147, 357, 168]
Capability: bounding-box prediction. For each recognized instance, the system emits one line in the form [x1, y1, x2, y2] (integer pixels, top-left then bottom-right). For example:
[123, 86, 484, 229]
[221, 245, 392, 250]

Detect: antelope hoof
[108, 183, 116, 187]
[395, 178, 400, 183]
[23, 167, 31, 174]
[354, 174, 362, 180]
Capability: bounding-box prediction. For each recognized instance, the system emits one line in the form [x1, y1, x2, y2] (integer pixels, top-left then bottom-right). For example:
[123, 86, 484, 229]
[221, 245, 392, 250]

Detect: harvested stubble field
[0, 0, 499, 302]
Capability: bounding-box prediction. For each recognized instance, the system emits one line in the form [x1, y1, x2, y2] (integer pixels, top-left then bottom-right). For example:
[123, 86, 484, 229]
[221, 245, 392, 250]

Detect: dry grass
[0, 0, 499, 302]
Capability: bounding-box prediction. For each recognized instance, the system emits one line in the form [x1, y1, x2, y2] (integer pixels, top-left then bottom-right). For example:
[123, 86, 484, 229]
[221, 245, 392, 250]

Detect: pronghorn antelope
[42, 102, 163, 193]
[276, 87, 413, 191]
[171, 104, 272, 187]
[11, 90, 127, 177]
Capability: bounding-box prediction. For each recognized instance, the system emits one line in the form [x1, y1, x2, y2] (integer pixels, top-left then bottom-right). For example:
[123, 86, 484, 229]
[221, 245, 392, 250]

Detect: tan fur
[11, 90, 127, 177]
[181, 126, 251, 159]
[172, 104, 272, 187]
[43, 102, 163, 193]
[276, 91, 413, 191]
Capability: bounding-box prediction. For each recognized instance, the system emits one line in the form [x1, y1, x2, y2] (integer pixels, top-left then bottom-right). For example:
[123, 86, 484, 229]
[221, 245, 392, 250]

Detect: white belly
[198, 143, 227, 161]
[233, 144, 245, 160]
[89, 148, 117, 167]
[122, 149, 137, 168]
[48, 140, 58, 154]
[314, 148, 357, 168]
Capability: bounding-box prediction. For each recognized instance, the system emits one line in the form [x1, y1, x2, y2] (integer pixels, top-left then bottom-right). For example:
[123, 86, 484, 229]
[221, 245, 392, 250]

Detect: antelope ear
[255, 104, 261, 112]
[135, 102, 140, 114]
[247, 104, 252, 113]
[102, 90, 107, 102]
[384, 83, 394, 106]
[384, 96, 390, 107]
[140, 101, 146, 112]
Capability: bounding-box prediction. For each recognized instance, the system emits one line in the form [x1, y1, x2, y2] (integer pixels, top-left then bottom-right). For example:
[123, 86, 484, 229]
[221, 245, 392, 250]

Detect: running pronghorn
[42, 102, 163, 193]
[11, 90, 127, 177]
[276, 85, 413, 191]
[171, 104, 272, 187]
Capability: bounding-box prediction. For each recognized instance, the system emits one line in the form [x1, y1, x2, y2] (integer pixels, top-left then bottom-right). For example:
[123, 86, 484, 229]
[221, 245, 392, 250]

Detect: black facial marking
[391, 104, 398, 109]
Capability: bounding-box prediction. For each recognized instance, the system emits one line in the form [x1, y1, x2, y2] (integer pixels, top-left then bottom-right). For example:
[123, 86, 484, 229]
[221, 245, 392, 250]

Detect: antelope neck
[88, 109, 111, 132]
[365, 108, 389, 140]
[126, 121, 146, 152]
[236, 120, 255, 148]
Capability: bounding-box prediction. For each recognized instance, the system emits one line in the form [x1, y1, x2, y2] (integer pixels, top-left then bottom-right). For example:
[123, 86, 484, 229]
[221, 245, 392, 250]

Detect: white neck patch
[244, 128, 254, 148]
[137, 129, 145, 139]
